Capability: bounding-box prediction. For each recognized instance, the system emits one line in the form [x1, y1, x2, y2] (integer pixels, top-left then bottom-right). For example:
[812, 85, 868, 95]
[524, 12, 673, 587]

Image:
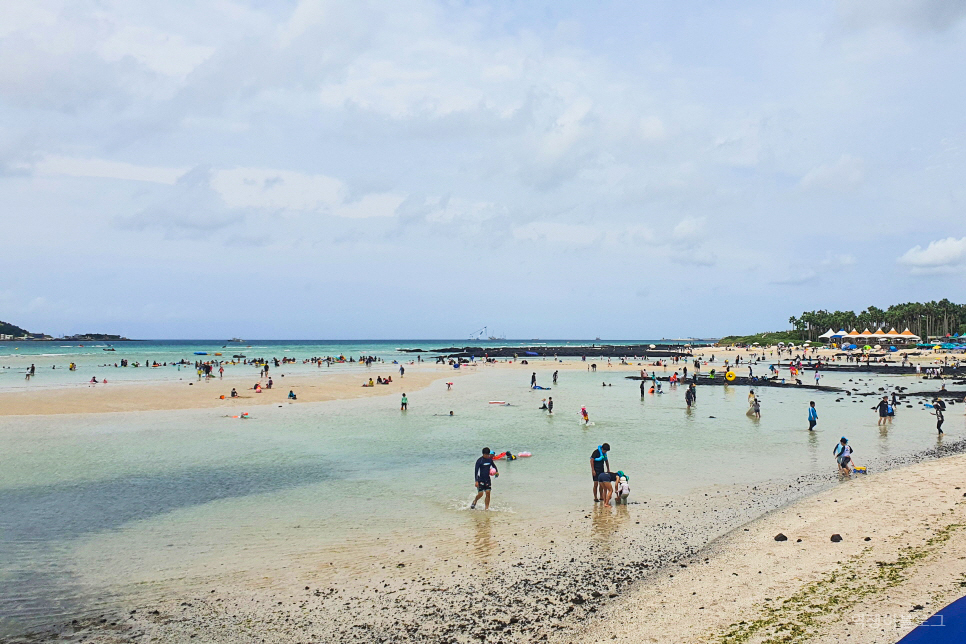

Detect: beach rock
[830, 534, 843, 542]
[571, 595, 585, 605]
[774, 533, 788, 541]
[864, 537, 871, 541]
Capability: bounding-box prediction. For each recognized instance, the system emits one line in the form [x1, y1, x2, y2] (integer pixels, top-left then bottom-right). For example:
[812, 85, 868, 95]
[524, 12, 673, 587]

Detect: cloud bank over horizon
[1, 0, 965, 339]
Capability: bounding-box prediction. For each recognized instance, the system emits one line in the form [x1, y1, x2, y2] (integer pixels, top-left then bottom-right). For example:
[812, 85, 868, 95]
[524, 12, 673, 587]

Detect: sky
[1, 0, 965, 340]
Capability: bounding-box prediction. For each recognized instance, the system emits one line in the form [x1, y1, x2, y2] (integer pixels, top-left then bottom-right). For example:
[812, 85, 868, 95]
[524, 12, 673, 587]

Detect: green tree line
[788, 300, 966, 342]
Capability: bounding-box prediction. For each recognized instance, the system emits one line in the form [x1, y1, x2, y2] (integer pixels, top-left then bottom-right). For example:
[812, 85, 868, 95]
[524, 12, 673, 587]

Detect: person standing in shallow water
[590, 443, 611, 502]
[400, 393, 408, 411]
[931, 398, 945, 435]
[873, 396, 889, 426]
[471, 447, 498, 510]
[808, 401, 818, 431]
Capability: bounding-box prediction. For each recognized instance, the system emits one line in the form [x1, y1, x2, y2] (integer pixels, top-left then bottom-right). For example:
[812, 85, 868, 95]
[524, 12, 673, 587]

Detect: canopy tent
[847, 329, 861, 336]
[818, 328, 836, 339]
[886, 328, 902, 337]
[832, 329, 849, 337]
[899, 328, 921, 341]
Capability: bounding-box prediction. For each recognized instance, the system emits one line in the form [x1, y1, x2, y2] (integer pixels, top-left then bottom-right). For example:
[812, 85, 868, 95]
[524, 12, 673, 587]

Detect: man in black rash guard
[471, 447, 498, 510]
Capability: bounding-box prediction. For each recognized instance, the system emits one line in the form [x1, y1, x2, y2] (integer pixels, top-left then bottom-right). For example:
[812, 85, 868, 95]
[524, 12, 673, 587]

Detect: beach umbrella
[889, 346, 897, 352]
[649, 344, 656, 349]
[873, 345, 881, 350]
[863, 345, 871, 350]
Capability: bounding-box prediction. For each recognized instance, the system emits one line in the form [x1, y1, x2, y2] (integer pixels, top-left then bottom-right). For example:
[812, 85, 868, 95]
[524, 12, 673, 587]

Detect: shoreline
[7, 437, 966, 643]
[561, 441, 966, 644]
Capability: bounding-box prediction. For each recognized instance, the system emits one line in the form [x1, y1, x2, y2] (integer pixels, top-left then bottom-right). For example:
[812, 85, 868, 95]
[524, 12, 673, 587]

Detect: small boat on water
[233, 354, 246, 359]
[103, 348, 115, 351]
[229, 338, 244, 343]
[194, 352, 208, 355]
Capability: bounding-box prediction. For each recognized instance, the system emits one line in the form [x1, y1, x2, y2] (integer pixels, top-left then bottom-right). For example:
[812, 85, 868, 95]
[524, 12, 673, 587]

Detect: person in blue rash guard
[471, 447, 499, 510]
[590, 443, 611, 502]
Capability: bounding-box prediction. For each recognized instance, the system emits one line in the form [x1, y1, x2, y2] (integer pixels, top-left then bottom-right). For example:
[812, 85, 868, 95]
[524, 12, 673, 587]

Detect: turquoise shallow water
[0, 357, 959, 635]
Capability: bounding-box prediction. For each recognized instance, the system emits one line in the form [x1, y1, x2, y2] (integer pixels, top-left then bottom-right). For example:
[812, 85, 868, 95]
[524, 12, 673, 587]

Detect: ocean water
[0, 339, 676, 390]
[0, 357, 958, 636]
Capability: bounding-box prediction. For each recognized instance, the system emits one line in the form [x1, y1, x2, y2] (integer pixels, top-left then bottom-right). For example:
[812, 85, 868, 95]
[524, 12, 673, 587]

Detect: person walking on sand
[471, 447, 498, 510]
[833, 437, 853, 474]
[873, 396, 889, 426]
[590, 443, 611, 502]
[399, 365, 405, 378]
[808, 401, 818, 431]
[400, 393, 408, 411]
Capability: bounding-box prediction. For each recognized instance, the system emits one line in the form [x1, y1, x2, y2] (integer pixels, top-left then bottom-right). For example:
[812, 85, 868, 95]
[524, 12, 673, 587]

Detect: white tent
[818, 328, 836, 339]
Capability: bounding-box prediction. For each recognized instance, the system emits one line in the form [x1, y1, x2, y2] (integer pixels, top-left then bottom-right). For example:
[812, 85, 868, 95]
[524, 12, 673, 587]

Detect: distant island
[720, 300, 966, 345]
[0, 319, 129, 341]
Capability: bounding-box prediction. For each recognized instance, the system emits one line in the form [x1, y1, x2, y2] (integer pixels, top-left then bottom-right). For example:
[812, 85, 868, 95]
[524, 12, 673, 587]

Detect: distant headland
[0, 319, 129, 342]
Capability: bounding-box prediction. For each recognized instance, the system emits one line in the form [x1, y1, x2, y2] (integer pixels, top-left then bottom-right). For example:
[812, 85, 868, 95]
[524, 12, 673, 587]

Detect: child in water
[580, 406, 590, 424]
[616, 474, 630, 505]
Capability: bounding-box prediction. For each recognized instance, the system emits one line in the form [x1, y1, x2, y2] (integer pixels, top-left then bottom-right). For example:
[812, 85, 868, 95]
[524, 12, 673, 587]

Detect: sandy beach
[0, 365, 465, 415]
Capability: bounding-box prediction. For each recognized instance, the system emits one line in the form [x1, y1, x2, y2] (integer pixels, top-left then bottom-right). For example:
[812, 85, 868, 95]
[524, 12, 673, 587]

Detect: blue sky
[2, 0, 965, 339]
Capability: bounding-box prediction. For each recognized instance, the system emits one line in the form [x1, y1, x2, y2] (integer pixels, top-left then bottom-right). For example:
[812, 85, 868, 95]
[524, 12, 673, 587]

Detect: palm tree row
[788, 300, 966, 342]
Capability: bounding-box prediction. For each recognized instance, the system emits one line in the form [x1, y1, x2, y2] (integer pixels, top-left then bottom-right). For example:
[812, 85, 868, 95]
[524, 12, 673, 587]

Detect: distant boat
[229, 338, 244, 343]
[595, 337, 601, 341]
[103, 347, 116, 352]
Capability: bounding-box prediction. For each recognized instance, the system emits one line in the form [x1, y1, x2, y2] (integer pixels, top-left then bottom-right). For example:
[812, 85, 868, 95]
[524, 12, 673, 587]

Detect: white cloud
[798, 155, 865, 192]
[34, 155, 187, 184]
[898, 237, 966, 273]
[210, 167, 403, 219]
[639, 116, 666, 141]
[673, 217, 705, 240]
[96, 25, 214, 77]
[513, 222, 601, 246]
[211, 168, 344, 212]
